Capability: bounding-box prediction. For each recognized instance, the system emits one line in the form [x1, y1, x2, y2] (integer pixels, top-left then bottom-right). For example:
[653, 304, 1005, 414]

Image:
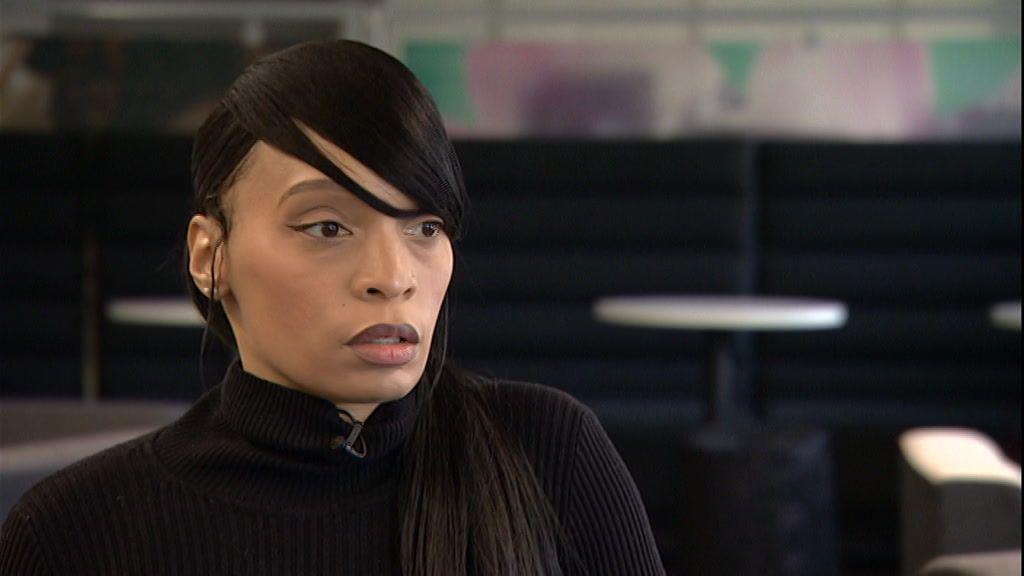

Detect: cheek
[423, 269, 451, 301]
[236, 232, 326, 334]
[423, 248, 454, 302]
[419, 251, 454, 329]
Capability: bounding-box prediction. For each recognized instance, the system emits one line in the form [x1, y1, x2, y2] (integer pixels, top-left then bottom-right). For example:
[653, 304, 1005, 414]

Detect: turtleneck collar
[220, 357, 419, 464]
[151, 356, 420, 512]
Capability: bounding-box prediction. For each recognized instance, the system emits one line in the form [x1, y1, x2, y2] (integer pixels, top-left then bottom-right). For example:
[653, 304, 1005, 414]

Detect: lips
[347, 323, 420, 345]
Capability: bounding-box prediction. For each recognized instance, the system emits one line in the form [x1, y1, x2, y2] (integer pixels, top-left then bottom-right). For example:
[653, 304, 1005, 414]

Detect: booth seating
[899, 428, 1021, 576]
[919, 551, 1022, 576]
[0, 134, 1019, 576]
[1, 133, 84, 398]
[90, 134, 232, 399]
[452, 139, 759, 573]
[451, 139, 755, 409]
[757, 142, 1022, 572]
[0, 400, 188, 521]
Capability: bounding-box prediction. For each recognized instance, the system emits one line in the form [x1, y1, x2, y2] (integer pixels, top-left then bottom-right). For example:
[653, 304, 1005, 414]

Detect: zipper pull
[337, 408, 367, 459]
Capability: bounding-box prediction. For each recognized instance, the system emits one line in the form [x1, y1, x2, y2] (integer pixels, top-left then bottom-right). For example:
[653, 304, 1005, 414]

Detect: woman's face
[187, 124, 454, 421]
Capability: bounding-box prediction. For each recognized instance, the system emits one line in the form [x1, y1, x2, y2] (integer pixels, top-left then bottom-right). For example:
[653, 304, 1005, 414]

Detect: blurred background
[1, 1, 1020, 575]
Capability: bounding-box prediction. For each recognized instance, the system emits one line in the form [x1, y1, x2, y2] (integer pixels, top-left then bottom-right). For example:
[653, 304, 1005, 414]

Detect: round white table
[106, 297, 204, 327]
[593, 295, 848, 422]
[989, 301, 1021, 332]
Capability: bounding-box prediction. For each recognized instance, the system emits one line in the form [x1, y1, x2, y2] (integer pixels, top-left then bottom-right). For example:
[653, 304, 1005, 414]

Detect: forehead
[233, 125, 419, 212]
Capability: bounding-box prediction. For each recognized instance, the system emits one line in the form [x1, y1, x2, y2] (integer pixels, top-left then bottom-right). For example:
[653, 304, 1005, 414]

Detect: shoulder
[0, 431, 161, 575]
[3, 430, 157, 529]
[482, 377, 591, 415]
[474, 377, 598, 444]
[468, 375, 666, 574]
[469, 376, 617, 487]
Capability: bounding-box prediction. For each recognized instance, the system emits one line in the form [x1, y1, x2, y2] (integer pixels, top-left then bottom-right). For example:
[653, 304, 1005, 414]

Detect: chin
[351, 377, 417, 402]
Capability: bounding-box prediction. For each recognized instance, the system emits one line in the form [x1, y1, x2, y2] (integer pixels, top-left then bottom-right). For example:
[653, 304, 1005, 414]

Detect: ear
[187, 214, 230, 301]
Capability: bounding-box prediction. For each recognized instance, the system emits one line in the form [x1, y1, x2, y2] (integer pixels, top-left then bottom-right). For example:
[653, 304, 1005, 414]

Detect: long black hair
[181, 39, 573, 575]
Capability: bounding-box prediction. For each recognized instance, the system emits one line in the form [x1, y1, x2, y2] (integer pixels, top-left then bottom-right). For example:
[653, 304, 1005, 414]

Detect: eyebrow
[277, 178, 349, 208]
[277, 176, 431, 219]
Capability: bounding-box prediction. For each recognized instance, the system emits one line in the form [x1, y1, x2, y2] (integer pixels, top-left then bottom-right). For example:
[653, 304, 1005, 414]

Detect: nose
[352, 229, 416, 301]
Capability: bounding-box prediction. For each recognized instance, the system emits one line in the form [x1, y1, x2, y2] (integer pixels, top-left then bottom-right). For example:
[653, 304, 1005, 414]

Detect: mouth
[347, 323, 420, 366]
[347, 323, 419, 345]
[347, 342, 418, 366]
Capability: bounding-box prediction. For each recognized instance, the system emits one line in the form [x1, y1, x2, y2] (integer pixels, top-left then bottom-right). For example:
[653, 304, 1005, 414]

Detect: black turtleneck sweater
[0, 358, 665, 575]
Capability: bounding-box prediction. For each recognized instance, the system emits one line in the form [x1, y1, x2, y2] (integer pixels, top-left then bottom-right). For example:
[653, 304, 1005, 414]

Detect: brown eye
[416, 221, 445, 238]
[298, 222, 348, 239]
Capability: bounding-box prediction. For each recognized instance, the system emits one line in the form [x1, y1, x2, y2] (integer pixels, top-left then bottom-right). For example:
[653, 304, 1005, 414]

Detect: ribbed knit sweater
[0, 358, 665, 575]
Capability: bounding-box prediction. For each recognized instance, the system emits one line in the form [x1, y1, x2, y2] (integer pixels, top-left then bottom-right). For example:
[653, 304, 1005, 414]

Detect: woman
[0, 39, 664, 575]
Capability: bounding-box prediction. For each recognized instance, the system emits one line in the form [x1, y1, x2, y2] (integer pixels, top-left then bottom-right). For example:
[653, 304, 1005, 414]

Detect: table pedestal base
[707, 332, 755, 422]
[675, 424, 839, 576]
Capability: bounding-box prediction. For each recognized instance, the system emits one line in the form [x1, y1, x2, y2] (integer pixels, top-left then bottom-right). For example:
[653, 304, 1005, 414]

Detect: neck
[151, 356, 421, 511]
[234, 353, 382, 422]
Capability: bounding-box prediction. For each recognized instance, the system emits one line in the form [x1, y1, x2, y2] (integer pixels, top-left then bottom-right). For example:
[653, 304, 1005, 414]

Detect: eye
[295, 221, 350, 239]
[411, 220, 446, 239]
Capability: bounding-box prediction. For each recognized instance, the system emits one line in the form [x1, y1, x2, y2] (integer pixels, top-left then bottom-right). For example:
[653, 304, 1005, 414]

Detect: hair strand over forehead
[212, 39, 468, 239]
